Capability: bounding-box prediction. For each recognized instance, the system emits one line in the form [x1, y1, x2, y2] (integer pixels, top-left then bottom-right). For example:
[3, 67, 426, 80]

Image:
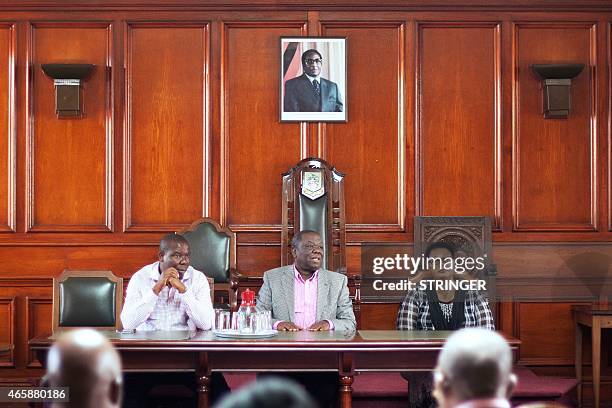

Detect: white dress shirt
[120, 262, 213, 331]
[305, 73, 321, 85]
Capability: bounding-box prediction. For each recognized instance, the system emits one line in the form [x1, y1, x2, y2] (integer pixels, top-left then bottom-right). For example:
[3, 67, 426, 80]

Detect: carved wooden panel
[124, 23, 209, 231]
[323, 22, 406, 232]
[222, 22, 305, 231]
[27, 23, 112, 232]
[0, 297, 15, 367]
[0, 25, 15, 232]
[418, 23, 501, 230]
[414, 216, 492, 260]
[25, 297, 52, 367]
[513, 23, 596, 231]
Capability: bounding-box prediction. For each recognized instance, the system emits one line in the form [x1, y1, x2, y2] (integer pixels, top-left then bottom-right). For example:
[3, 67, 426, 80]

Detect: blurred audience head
[45, 329, 122, 408]
[214, 377, 317, 408]
[433, 328, 516, 408]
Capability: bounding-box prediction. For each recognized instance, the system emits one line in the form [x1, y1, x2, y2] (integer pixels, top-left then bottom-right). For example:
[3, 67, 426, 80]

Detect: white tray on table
[212, 329, 278, 339]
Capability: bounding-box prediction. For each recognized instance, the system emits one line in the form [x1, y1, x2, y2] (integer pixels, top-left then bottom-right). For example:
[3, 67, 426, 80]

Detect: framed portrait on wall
[280, 37, 347, 122]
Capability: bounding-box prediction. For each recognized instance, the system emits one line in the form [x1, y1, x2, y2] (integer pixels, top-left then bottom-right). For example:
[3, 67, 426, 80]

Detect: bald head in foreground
[45, 329, 122, 408]
[433, 328, 517, 408]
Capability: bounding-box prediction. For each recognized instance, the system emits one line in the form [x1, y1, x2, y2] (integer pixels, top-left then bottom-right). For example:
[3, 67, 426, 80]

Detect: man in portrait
[283, 49, 344, 113]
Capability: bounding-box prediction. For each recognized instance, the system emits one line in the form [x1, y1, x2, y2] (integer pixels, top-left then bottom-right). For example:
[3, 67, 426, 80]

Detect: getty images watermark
[359, 244, 494, 300]
[370, 252, 488, 291]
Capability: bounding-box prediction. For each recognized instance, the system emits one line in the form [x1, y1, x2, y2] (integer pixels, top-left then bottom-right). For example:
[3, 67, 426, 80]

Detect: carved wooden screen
[414, 216, 496, 308]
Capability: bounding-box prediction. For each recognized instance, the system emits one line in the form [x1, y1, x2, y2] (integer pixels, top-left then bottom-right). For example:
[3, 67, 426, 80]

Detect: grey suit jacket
[256, 265, 356, 332]
[284, 74, 344, 112]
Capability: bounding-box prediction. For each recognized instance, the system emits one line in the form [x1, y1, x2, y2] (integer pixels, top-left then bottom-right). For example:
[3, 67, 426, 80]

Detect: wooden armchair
[236, 158, 362, 327]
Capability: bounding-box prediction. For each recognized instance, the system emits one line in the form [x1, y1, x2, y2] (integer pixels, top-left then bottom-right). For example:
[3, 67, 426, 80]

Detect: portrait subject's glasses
[305, 58, 323, 65]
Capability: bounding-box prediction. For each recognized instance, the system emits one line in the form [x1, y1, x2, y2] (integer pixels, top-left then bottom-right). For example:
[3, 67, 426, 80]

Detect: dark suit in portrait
[284, 74, 343, 113]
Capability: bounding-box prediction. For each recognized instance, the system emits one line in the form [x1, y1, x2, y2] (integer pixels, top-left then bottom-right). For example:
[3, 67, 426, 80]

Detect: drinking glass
[219, 311, 231, 331]
[256, 310, 271, 332]
[213, 309, 224, 331]
[231, 312, 238, 331]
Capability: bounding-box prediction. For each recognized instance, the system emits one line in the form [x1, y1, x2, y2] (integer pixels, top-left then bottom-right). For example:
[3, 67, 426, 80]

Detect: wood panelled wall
[0, 0, 611, 402]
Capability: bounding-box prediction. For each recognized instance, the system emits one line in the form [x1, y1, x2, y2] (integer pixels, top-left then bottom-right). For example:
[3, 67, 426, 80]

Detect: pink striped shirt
[293, 266, 319, 329]
[273, 266, 334, 330]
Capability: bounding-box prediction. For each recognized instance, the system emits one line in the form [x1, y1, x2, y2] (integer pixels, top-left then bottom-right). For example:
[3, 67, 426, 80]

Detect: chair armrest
[229, 269, 242, 312]
[347, 274, 361, 330]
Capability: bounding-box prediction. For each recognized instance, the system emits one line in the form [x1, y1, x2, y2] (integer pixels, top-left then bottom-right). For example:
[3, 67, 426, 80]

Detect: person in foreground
[256, 229, 356, 407]
[214, 377, 317, 408]
[45, 328, 122, 408]
[120, 233, 229, 406]
[433, 328, 517, 408]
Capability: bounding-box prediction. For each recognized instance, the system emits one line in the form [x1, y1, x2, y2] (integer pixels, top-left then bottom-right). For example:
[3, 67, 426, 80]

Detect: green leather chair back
[59, 277, 117, 327]
[181, 221, 231, 283]
[298, 193, 328, 270]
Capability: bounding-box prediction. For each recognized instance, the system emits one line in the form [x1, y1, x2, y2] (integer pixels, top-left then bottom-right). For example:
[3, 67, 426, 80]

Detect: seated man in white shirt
[121, 233, 213, 331]
[432, 328, 517, 408]
[121, 233, 229, 407]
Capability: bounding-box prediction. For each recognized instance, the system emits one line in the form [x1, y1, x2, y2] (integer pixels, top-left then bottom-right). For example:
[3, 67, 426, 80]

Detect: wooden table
[30, 330, 520, 408]
[573, 305, 612, 408]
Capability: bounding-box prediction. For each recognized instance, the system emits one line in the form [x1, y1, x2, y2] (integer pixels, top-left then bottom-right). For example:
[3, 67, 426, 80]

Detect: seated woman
[396, 241, 495, 408]
[396, 241, 494, 331]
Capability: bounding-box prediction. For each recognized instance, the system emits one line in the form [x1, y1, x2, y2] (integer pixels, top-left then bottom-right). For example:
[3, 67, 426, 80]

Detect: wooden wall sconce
[531, 63, 584, 119]
[41, 64, 95, 118]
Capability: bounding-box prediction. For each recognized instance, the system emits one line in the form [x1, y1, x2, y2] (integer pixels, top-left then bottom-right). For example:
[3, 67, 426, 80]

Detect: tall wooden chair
[52, 270, 123, 331]
[235, 159, 361, 327]
[281, 158, 347, 273]
[279, 158, 361, 327]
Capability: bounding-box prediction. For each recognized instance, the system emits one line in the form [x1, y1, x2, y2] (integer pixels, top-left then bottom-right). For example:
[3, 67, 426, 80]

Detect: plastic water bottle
[237, 289, 256, 334]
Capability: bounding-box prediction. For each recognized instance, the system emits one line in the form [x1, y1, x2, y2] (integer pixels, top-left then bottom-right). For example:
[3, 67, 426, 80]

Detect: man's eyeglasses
[301, 243, 324, 252]
[171, 253, 190, 262]
[305, 58, 323, 65]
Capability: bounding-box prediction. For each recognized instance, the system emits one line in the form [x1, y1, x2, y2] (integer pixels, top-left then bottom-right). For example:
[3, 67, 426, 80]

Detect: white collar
[304, 74, 321, 83]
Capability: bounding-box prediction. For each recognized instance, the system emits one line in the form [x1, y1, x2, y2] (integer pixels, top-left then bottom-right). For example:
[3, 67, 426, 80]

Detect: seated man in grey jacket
[256, 230, 356, 407]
